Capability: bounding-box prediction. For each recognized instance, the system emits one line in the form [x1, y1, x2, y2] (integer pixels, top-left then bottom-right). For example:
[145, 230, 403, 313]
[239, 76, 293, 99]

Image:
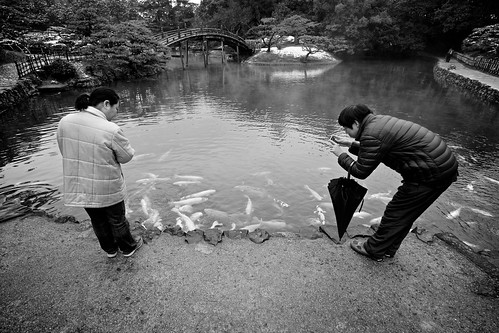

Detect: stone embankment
[0, 76, 39, 112]
[0, 62, 100, 113]
[433, 58, 499, 105]
[0, 63, 38, 112]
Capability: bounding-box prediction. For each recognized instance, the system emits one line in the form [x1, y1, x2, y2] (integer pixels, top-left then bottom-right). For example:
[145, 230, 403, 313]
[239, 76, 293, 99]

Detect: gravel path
[1, 215, 498, 333]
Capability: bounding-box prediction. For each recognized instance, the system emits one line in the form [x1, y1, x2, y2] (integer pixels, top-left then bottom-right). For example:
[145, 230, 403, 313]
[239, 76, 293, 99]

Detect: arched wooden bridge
[154, 28, 254, 56]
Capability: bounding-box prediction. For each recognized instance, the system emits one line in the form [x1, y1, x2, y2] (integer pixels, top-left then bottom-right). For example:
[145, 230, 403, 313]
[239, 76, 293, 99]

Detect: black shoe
[350, 239, 383, 262]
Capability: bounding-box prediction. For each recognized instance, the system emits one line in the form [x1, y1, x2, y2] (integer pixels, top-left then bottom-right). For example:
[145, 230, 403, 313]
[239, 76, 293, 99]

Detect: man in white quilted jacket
[57, 87, 143, 258]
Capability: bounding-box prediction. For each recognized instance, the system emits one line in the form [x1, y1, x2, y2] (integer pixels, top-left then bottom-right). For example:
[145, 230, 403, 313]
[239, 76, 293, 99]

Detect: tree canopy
[1, 0, 498, 57]
[86, 20, 170, 81]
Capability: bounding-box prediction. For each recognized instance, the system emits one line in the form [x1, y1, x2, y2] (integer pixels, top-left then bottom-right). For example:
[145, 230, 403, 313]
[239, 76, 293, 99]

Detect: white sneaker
[106, 251, 118, 258]
[123, 237, 143, 257]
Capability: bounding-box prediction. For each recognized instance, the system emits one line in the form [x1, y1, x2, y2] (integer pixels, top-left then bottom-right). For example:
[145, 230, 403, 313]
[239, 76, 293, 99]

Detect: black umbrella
[327, 171, 368, 240]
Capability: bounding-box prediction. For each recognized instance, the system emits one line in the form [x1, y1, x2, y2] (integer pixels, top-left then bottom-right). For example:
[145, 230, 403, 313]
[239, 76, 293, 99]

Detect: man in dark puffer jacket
[331, 104, 458, 261]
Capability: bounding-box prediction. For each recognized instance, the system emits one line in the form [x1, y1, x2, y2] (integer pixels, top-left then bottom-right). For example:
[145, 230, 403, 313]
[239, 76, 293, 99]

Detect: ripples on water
[1, 56, 498, 259]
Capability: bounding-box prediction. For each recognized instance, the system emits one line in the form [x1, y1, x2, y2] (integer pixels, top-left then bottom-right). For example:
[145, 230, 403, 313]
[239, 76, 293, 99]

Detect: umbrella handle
[346, 161, 365, 213]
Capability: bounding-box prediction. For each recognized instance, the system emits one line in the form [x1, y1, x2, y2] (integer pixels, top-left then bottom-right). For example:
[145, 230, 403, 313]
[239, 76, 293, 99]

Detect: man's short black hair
[338, 104, 373, 128]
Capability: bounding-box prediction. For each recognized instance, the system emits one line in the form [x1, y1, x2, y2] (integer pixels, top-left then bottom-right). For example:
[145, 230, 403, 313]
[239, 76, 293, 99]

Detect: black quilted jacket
[338, 114, 458, 185]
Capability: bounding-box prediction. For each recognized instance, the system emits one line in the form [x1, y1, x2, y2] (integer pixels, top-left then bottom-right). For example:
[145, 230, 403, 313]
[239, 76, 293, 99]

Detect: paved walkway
[437, 57, 499, 91]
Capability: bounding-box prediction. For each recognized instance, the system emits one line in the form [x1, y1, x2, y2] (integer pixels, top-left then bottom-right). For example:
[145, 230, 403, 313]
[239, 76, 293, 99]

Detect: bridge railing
[154, 28, 247, 47]
[15, 51, 87, 78]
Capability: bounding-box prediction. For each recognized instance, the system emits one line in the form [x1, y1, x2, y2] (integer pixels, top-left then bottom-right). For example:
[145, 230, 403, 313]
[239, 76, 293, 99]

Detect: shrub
[42, 59, 78, 81]
[0, 49, 26, 64]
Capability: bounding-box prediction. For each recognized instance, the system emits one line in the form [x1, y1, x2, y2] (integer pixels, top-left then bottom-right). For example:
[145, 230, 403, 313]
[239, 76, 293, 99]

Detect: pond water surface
[1, 56, 499, 260]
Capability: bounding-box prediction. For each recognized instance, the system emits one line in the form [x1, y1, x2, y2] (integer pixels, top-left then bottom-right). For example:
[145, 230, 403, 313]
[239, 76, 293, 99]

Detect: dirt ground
[1, 214, 498, 333]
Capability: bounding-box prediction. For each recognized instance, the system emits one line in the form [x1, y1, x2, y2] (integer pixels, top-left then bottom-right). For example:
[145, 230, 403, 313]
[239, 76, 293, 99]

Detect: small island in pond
[245, 46, 340, 65]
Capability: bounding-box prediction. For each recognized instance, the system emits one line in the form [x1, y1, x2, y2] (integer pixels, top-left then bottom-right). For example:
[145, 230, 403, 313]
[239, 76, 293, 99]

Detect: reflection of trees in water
[113, 70, 208, 119]
[114, 64, 341, 144]
[0, 97, 73, 168]
[0, 182, 60, 222]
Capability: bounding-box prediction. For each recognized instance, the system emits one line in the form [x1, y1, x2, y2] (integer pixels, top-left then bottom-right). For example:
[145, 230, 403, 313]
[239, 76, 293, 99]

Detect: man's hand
[330, 135, 352, 147]
[331, 144, 343, 157]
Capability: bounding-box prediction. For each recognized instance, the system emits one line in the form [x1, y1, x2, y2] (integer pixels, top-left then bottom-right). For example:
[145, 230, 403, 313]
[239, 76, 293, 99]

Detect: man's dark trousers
[364, 180, 453, 259]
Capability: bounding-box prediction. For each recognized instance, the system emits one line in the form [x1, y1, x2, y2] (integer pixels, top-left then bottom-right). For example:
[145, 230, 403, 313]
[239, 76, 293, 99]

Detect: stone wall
[433, 65, 499, 105]
[0, 77, 39, 113]
[0, 76, 101, 114]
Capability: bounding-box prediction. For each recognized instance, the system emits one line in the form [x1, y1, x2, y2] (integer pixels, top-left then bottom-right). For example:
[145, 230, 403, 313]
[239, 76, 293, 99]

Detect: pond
[1, 55, 499, 260]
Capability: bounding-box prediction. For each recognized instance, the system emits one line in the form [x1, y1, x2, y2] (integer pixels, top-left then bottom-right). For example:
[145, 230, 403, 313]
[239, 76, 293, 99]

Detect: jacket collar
[356, 113, 375, 140]
[84, 106, 107, 120]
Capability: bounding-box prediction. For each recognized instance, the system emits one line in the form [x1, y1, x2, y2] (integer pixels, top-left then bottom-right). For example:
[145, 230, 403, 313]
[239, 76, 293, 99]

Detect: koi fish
[181, 189, 216, 199]
[367, 191, 392, 199]
[484, 176, 499, 185]
[273, 198, 289, 207]
[177, 205, 194, 214]
[210, 221, 223, 229]
[140, 196, 164, 231]
[234, 185, 268, 198]
[250, 171, 271, 176]
[462, 240, 479, 249]
[173, 180, 201, 186]
[304, 185, 323, 201]
[176, 217, 184, 229]
[171, 197, 208, 206]
[125, 199, 133, 218]
[142, 210, 164, 231]
[189, 212, 204, 222]
[241, 223, 261, 232]
[174, 174, 204, 181]
[158, 149, 172, 162]
[446, 207, 462, 219]
[245, 195, 253, 215]
[141, 196, 152, 216]
[171, 207, 196, 232]
[204, 208, 231, 222]
[136, 172, 170, 183]
[469, 208, 493, 217]
[465, 183, 474, 192]
[367, 191, 392, 204]
[353, 211, 372, 219]
[318, 202, 334, 211]
[260, 219, 287, 229]
[133, 153, 155, 161]
[314, 205, 326, 224]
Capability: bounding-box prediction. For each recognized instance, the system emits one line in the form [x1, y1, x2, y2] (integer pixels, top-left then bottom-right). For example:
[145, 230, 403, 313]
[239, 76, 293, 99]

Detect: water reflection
[247, 64, 339, 83]
[1, 58, 498, 262]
